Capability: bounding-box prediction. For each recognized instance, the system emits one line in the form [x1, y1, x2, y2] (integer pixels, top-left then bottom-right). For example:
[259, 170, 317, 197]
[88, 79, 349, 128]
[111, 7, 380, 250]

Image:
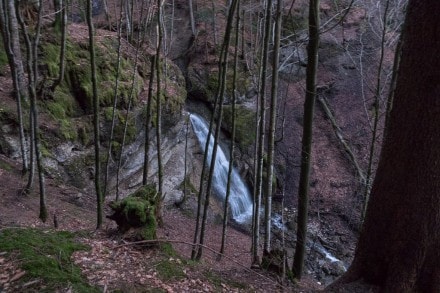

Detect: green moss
[207, 66, 250, 100]
[179, 176, 197, 194]
[103, 108, 137, 149]
[150, 59, 186, 128]
[155, 259, 186, 281]
[160, 243, 178, 257]
[222, 105, 256, 149]
[78, 126, 91, 146]
[109, 185, 159, 240]
[64, 154, 93, 188]
[41, 38, 142, 114]
[0, 158, 13, 171]
[0, 35, 8, 70]
[203, 270, 247, 290]
[0, 100, 17, 125]
[60, 119, 78, 140]
[0, 228, 99, 293]
[122, 197, 150, 225]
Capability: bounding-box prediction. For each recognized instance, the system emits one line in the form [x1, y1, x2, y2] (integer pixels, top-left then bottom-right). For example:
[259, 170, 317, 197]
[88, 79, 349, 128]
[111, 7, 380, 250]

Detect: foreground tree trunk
[86, 0, 102, 229]
[0, 0, 29, 173]
[328, 1, 440, 291]
[292, 0, 319, 279]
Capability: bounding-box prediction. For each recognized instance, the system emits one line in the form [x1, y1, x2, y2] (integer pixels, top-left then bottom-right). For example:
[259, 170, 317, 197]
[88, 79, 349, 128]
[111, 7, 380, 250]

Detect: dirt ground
[0, 153, 323, 292]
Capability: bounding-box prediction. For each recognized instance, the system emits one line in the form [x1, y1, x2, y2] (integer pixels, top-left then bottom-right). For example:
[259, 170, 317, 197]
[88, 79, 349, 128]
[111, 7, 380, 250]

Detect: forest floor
[0, 154, 323, 292]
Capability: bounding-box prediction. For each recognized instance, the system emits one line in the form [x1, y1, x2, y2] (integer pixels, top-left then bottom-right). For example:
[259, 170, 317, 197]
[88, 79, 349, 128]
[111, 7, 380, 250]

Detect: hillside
[0, 0, 403, 291]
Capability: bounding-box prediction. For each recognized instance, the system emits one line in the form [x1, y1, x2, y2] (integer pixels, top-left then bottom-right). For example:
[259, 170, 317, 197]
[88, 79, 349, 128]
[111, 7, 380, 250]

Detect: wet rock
[321, 261, 346, 276]
[0, 134, 21, 159]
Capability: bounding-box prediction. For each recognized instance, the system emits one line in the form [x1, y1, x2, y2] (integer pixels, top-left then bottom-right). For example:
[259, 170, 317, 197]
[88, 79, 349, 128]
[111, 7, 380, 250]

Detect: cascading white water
[190, 114, 253, 223]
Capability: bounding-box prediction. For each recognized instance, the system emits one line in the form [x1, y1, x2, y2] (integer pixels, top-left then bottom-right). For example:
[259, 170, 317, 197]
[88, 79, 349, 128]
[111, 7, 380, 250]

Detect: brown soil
[0, 153, 322, 292]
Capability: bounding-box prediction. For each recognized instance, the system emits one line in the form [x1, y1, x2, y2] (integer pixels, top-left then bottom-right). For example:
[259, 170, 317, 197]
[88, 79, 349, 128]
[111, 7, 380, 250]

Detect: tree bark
[219, 0, 240, 257]
[328, 1, 440, 291]
[264, 0, 282, 254]
[86, 0, 103, 229]
[155, 0, 164, 225]
[292, 0, 319, 279]
[196, 0, 239, 260]
[142, 55, 156, 185]
[0, 0, 28, 173]
[252, 0, 272, 267]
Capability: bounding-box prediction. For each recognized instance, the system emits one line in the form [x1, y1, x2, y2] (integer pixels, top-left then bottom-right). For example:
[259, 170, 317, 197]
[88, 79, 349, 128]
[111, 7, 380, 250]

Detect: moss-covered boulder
[187, 65, 251, 105]
[221, 105, 256, 149]
[108, 185, 159, 241]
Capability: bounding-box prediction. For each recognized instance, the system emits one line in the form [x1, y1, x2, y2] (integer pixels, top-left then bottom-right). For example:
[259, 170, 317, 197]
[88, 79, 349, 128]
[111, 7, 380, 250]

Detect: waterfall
[190, 114, 253, 223]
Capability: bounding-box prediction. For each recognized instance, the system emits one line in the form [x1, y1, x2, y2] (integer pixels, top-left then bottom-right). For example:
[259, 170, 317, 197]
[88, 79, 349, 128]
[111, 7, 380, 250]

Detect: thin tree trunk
[263, 0, 282, 254]
[219, 0, 240, 257]
[211, 0, 217, 47]
[103, 0, 124, 198]
[361, 0, 390, 222]
[142, 55, 156, 185]
[252, 0, 272, 267]
[292, 0, 319, 279]
[86, 0, 103, 229]
[188, 0, 196, 37]
[17, 0, 47, 221]
[196, 0, 239, 261]
[115, 0, 144, 200]
[155, 0, 164, 224]
[53, 0, 67, 89]
[0, 0, 28, 173]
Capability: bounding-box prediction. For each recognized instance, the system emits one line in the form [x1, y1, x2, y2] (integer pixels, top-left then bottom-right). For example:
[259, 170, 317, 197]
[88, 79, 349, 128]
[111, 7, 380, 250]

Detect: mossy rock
[187, 65, 250, 105]
[64, 154, 94, 189]
[108, 185, 159, 241]
[149, 59, 187, 129]
[101, 107, 137, 156]
[222, 105, 256, 149]
[187, 67, 216, 103]
[41, 37, 142, 115]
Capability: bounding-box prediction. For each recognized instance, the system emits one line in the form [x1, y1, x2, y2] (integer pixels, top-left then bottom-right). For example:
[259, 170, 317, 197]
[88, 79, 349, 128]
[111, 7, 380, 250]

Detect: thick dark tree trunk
[329, 1, 440, 291]
[292, 0, 319, 279]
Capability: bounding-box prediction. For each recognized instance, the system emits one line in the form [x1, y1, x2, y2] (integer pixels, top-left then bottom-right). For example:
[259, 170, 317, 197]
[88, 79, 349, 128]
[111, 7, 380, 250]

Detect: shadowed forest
[1, 0, 439, 292]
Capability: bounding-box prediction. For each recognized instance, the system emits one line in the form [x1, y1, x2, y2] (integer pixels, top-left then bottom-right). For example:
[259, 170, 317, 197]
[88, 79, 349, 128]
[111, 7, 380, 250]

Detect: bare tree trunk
[53, 0, 62, 29]
[211, 0, 217, 47]
[86, 0, 103, 229]
[292, 0, 319, 279]
[103, 0, 124, 198]
[17, 0, 47, 221]
[155, 0, 164, 224]
[361, 0, 391, 222]
[0, 0, 28, 173]
[252, 0, 272, 267]
[263, 0, 282, 254]
[328, 1, 440, 290]
[219, 0, 240, 258]
[52, 0, 67, 89]
[196, 0, 239, 261]
[142, 55, 156, 185]
[115, 0, 144, 200]
[188, 0, 197, 37]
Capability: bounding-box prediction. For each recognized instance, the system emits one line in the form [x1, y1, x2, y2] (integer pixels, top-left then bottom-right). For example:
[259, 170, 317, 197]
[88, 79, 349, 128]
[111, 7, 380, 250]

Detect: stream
[189, 114, 253, 223]
[190, 113, 346, 280]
